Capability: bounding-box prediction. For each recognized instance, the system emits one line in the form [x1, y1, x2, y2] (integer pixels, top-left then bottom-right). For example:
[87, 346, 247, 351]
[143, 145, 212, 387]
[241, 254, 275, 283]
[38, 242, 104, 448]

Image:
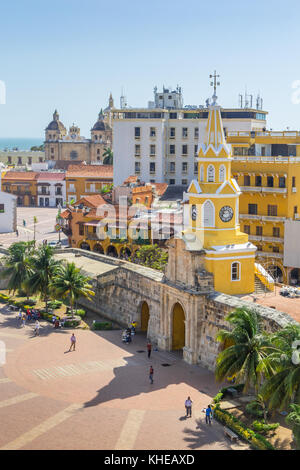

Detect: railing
[240, 214, 286, 222]
[249, 235, 284, 243]
[257, 251, 283, 259]
[233, 155, 300, 163]
[254, 263, 275, 292]
[228, 130, 300, 138]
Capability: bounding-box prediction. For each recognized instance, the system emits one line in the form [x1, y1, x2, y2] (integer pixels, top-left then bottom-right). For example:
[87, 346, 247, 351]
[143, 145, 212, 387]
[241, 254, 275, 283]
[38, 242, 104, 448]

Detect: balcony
[38, 190, 50, 196]
[240, 213, 261, 220]
[240, 214, 286, 223]
[249, 235, 284, 243]
[233, 155, 300, 163]
[256, 251, 284, 259]
[262, 187, 287, 194]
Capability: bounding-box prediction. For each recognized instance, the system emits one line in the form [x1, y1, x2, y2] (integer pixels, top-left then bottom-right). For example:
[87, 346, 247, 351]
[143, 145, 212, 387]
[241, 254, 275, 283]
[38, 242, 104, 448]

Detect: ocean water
[0, 138, 44, 151]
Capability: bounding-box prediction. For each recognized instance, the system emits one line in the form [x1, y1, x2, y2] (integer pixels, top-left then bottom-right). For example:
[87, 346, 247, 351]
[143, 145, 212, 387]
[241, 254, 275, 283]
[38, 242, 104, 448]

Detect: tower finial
[209, 70, 220, 106]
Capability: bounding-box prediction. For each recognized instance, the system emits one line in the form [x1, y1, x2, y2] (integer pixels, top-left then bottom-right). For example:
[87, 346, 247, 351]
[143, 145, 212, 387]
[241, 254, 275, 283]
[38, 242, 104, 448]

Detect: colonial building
[0, 150, 45, 168]
[44, 100, 113, 164]
[65, 164, 113, 204]
[0, 173, 17, 233]
[113, 86, 267, 186]
[1, 171, 38, 207]
[37, 172, 66, 208]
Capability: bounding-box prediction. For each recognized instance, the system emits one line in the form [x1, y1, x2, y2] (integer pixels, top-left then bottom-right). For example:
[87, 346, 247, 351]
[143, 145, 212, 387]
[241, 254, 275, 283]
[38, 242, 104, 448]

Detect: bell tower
[183, 73, 256, 295]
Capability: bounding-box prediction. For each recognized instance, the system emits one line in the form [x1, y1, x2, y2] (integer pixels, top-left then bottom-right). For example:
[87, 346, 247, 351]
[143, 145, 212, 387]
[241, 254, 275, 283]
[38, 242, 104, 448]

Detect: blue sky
[0, 0, 300, 137]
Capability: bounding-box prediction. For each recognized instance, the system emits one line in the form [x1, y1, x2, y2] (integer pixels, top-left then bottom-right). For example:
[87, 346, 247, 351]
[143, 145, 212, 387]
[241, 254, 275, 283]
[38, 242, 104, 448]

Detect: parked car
[47, 241, 61, 248]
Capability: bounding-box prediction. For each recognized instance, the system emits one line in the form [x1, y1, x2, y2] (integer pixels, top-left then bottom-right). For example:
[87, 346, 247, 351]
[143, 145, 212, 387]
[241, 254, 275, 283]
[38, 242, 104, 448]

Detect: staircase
[254, 263, 274, 293]
[255, 277, 269, 294]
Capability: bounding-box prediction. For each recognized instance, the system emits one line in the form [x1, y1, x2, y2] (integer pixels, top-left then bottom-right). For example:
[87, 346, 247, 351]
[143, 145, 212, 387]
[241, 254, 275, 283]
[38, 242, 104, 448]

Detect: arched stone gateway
[141, 301, 150, 332]
[172, 302, 185, 350]
[106, 245, 118, 258]
[267, 265, 283, 284]
[79, 241, 90, 251]
[93, 243, 104, 254]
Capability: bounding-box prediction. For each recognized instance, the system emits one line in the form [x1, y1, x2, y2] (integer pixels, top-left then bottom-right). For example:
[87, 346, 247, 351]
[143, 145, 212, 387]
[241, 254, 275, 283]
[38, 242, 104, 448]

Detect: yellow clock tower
[184, 77, 256, 294]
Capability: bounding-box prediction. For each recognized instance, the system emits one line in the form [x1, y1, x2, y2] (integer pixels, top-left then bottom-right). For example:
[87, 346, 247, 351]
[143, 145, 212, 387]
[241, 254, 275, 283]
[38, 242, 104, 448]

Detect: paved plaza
[0, 207, 68, 248]
[0, 304, 248, 450]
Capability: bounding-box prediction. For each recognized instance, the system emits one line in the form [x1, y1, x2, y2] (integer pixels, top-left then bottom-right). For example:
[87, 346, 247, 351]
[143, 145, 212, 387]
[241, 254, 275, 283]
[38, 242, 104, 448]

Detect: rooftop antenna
[238, 94, 243, 108]
[209, 70, 220, 105]
[120, 87, 127, 109]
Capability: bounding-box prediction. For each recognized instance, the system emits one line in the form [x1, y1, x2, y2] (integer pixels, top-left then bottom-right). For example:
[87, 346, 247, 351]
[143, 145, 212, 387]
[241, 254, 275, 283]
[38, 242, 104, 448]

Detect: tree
[102, 147, 113, 165]
[258, 325, 300, 411]
[25, 245, 61, 311]
[0, 241, 35, 298]
[286, 403, 300, 449]
[50, 262, 94, 317]
[215, 308, 275, 393]
[130, 244, 168, 272]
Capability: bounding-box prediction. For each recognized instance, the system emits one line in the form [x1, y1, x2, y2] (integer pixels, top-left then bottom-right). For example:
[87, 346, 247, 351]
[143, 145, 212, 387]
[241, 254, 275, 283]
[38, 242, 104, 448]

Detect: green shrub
[76, 309, 86, 319]
[92, 321, 113, 331]
[64, 319, 81, 328]
[213, 392, 224, 404]
[0, 293, 9, 302]
[48, 300, 62, 309]
[220, 383, 245, 395]
[252, 420, 279, 434]
[246, 400, 265, 418]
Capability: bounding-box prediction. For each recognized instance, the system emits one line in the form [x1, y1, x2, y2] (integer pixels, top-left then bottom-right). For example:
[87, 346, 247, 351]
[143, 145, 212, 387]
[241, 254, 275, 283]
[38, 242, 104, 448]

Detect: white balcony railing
[257, 251, 284, 259]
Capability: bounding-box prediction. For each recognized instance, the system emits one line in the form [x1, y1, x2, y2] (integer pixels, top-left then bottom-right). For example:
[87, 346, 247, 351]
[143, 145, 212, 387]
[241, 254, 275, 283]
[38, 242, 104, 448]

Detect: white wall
[0, 191, 17, 233]
[284, 220, 300, 268]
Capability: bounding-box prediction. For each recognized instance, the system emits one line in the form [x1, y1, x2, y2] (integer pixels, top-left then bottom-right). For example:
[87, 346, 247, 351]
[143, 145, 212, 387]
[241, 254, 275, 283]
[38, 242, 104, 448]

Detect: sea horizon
[0, 138, 44, 151]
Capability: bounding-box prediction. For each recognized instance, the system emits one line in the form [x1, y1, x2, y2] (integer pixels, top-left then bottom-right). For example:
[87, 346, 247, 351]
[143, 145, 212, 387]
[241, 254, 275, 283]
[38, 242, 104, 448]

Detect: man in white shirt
[34, 320, 40, 336]
[185, 396, 192, 418]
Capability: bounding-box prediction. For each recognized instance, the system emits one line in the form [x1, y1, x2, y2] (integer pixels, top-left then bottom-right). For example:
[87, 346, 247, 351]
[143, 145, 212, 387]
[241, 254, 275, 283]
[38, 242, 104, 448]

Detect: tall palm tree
[286, 403, 300, 449]
[25, 245, 61, 311]
[102, 147, 113, 165]
[50, 262, 94, 317]
[1, 241, 35, 298]
[215, 308, 275, 393]
[258, 325, 300, 411]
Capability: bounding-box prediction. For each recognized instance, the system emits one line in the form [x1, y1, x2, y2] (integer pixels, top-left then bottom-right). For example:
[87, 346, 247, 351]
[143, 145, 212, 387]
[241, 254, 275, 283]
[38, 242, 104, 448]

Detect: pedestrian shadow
[182, 418, 230, 450]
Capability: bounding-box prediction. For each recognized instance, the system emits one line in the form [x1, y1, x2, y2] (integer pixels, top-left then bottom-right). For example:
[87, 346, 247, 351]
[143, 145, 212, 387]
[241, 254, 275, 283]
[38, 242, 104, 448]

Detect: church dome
[91, 110, 111, 132]
[46, 110, 66, 132]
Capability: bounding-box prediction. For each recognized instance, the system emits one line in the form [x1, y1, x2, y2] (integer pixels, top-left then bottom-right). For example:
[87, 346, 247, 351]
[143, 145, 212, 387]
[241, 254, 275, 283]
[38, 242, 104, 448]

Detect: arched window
[219, 165, 226, 182]
[231, 262, 241, 281]
[203, 200, 215, 227]
[70, 150, 78, 160]
[200, 165, 204, 182]
[207, 165, 215, 183]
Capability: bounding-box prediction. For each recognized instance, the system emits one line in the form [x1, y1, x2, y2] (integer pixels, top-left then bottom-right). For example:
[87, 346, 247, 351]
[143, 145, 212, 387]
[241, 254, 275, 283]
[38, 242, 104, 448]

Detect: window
[256, 226, 263, 236]
[182, 128, 188, 138]
[273, 246, 280, 253]
[150, 127, 156, 137]
[255, 175, 262, 187]
[150, 144, 156, 156]
[294, 206, 298, 215]
[39, 157, 43, 163]
[194, 144, 198, 155]
[279, 177, 286, 188]
[69, 184, 75, 193]
[18, 157, 22, 165]
[219, 165, 226, 183]
[273, 227, 280, 238]
[51, 147, 54, 154]
[207, 165, 215, 183]
[182, 179, 188, 185]
[79, 224, 84, 236]
[135, 162, 140, 174]
[182, 144, 188, 155]
[97, 149, 100, 155]
[244, 225, 250, 235]
[268, 205, 277, 216]
[244, 175, 250, 186]
[28, 157, 32, 165]
[8, 156, 12, 164]
[267, 176, 274, 188]
[170, 128, 175, 138]
[169, 144, 175, 155]
[261, 147, 266, 156]
[169, 179, 175, 185]
[182, 162, 188, 173]
[194, 128, 199, 139]
[150, 162, 156, 174]
[134, 127, 141, 138]
[231, 262, 240, 281]
[170, 162, 175, 173]
[135, 144, 141, 156]
[0, 204, 4, 213]
[248, 204, 257, 215]
[194, 163, 198, 174]
[169, 113, 177, 119]
[70, 150, 78, 160]
[292, 177, 296, 188]
[203, 200, 215, 227]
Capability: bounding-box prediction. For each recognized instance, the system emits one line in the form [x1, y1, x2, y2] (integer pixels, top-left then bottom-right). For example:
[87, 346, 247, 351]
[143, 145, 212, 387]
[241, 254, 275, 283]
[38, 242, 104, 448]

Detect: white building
[0, 173, 17, 233]
[113, 86, 268, 186]
[37, 172, 66, 207]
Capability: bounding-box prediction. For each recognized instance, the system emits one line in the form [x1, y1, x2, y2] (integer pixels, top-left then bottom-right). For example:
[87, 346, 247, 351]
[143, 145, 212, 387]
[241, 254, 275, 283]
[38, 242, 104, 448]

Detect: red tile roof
[2, 171, 39, 181]
[37, 172, 65, 181]
[66, 165, 113, 178]
[74, 194, 108, 208]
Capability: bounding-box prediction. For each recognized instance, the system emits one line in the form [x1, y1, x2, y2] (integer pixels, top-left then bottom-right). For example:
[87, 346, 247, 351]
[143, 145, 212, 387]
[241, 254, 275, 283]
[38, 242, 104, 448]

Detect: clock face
[219, 205, 234, 223]
[191, 205, 197, 221]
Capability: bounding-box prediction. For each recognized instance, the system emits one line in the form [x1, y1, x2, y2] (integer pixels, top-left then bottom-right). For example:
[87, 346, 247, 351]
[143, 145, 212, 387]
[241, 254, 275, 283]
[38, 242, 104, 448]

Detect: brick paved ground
[240, 290, 300, 323]
[0, 303, 249, 450]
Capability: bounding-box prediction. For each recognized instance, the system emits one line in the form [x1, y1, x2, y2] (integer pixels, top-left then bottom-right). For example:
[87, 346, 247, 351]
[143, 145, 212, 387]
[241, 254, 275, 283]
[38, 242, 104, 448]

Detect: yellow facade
[185, 101, 256, 295]
[229, 130, 300, 284]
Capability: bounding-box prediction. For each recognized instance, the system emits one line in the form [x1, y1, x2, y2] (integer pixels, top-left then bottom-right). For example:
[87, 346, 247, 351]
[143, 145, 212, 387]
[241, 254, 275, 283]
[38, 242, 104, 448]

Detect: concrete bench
[224, 426, 238, 442]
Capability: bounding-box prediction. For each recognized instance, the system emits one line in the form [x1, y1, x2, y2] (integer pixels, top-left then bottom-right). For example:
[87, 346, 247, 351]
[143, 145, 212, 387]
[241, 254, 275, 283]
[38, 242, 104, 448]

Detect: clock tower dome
[183, 76, 256, 295]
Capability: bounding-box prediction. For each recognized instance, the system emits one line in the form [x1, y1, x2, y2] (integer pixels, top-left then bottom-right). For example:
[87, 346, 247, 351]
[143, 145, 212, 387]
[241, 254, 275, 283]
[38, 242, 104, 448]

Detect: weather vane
[209, 70, 220, 105]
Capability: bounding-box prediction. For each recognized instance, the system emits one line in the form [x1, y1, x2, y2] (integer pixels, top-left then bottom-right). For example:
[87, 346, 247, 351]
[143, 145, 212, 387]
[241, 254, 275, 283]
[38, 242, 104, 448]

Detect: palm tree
[286, 403, 300, 449]
[102, 147, 113, 165]
[1, 241, 35, 298]
[50, 262, 94, 317]
[25, 245, 61, 311]
[215, 308, 275, 393]
[258, 325, 300, 411]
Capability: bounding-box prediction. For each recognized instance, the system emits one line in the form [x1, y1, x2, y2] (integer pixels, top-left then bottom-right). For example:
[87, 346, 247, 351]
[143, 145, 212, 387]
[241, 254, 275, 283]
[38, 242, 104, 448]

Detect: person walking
[185, 396, 193, 418]
[205, 405, 213, 425]
[69, 333, 76, 352]
[147, 340, 152, 359]
[34, 320, 40, 336]
[149, 365, 154, 384]
[18, 309, 22, 324]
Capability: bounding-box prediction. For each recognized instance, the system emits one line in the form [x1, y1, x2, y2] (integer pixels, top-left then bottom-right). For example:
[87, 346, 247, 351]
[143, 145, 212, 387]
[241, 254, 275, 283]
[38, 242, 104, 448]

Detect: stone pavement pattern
[0, 304, 248, 450]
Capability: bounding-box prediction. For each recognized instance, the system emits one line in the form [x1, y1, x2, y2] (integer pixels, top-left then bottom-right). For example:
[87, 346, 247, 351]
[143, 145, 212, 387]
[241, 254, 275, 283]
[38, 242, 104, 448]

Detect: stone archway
[290, 268, 300, 286]
[106, 245, 118, 258]
[141, 301, 150, 332]
[267, 265, 283, 284]
[171, 302, 185, 350]
[93, 243, 104, 254]
[79, 241, 90, 251]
